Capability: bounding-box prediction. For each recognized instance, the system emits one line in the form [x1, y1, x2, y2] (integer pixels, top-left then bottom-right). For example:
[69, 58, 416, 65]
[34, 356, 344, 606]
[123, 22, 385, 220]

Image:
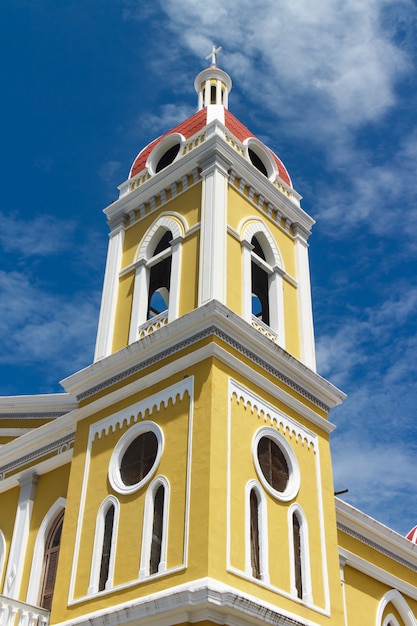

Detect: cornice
[104, 120, 314, 237]
[0, 393, 77, 416]
[336, 498, 417, 571]
[56, 577, 322, 626]
[61, 301, 345, 412]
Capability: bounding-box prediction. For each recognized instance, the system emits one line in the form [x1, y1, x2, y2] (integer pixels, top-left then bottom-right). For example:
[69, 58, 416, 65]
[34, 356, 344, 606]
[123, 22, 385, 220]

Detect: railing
[251, 315, 278, 343]
[138, 311, 168, 339]
[0, 596, 49, 626]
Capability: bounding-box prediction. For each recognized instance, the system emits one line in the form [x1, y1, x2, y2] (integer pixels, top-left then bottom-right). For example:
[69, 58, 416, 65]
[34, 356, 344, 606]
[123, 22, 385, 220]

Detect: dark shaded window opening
[39, 511, 64, 610]
[120, 431, 158, 486]
[148, 231, 172, 319]
[150, 485, 165, 574]
[293, 513, 303, 599]
[221, 88, 225, 104]
[249, 148, 268, 177]
[99, 505, 114, 592]
[210, 84, 217, 104]
[257, 436, 289, 492]
[250, 489, 261, 579]
[155, 144, 180, 173]
[251, 237, 269, 324]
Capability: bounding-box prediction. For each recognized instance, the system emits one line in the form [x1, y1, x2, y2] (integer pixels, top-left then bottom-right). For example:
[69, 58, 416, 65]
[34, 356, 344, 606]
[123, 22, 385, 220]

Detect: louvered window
[250, 489, 261, 579]
[149, 484, 164, 574]
[39, 511, 64, 610]
[257, 436, 289, 493]
[293, 513, 303, 599]
[98, 505, 115, 591]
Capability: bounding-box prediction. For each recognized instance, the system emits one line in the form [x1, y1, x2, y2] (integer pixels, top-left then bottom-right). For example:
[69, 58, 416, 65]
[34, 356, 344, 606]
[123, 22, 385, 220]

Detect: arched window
[147, 231, 172, 319]
[289, 506, 312, 602]
[251, 236, 270, 325]
[39, 510, 64, 610]
[250, 488, 261, 579]
[292, 512, 303, 599]
[241, 220, 285, 348]
[245, 482, 269, 582]
[139, 477, 169, 578]
[0, 530, 6, 593]
[129, 215, 186, 344]
[88, 497, 119, 595]
[98, 504, 115, 592]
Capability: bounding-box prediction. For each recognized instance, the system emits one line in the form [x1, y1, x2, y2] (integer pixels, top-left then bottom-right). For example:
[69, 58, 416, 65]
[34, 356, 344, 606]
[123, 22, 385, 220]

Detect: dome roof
[406, 525, 417, 543]
[129, 107, 292, 187]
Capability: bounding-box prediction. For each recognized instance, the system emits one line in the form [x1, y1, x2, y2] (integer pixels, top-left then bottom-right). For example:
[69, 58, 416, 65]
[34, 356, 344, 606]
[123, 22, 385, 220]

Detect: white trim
[108, 421, 163, 495]
[3, 472, 38, 599]
[288, 504, 313, 603]
[26, 497, 66, 605]
[128, 214, 187, 343]
[383, 615, 401, 626]
[146, 134, 185, 176]
[69, 377, 194, 604]
[376, 590, 417, 626]
[253, 427, 300, 501]
[0, 530, 5, 589]
[293, 225, 316, 370]
[88, 495, 119, 595]
[139, 476, 170, 578]
[198, 153, 230, 305]
[245, 481, 269, 583]
[339, 547, 417, 601]
[94, 226, 125, 361]
[244, 137, 278, 182]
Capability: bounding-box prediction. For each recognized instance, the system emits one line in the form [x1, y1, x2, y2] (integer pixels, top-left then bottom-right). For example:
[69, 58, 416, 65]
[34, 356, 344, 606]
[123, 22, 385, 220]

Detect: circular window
[244, 138, 277, 181]
[147, 133, 183, 176]
[253, 427, 300, 501]
[109, 421, 163, 494]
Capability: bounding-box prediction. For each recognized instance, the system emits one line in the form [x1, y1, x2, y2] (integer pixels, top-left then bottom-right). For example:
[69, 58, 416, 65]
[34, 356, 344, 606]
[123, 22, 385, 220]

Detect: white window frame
[139, 476, 170, 579]
[0, 529, 6, 590]
[240, 219, 285, 349]
[88, 495, 119, 595]
[128, 214, 187, 344]
[108, 421, 164, 495]
[253, 427, 300, 502]
[288, 504, 312, 603]
[245, 480, 269, 583]
[26, 498, 66, 606]
[377, 590, 417, 626]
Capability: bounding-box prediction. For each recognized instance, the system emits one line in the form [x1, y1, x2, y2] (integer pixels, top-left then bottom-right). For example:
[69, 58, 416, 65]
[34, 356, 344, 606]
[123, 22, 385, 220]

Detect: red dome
[406, 525, 417, 543]
[129, 108, 291, 187]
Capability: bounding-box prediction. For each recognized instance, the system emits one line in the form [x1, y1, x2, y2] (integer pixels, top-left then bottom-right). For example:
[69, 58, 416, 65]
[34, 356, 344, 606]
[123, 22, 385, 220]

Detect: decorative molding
[337, 523, 417, 573]
[77, 325, 330, 411]
[0, 434, 75, 481]
[0, 413, 65, 420]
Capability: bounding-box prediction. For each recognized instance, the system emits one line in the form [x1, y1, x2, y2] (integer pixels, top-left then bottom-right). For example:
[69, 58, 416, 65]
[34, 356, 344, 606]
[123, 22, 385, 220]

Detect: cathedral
[0, 50, 416, 626]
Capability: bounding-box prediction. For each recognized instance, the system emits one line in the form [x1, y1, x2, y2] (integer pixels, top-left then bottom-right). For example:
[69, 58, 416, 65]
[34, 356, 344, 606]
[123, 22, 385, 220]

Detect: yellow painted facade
[0, 61, 416, 626]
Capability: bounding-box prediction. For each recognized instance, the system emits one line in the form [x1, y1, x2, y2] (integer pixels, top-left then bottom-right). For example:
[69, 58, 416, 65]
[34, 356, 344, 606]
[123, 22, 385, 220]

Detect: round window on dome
[248, 148, 268, 177]
[155, 143, 180, 173]
[253, 427, 300, 501]
[109, 421, 163, 494]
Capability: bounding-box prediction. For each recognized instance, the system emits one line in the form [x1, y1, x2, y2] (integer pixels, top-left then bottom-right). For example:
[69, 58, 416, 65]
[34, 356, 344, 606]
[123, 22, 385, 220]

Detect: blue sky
[1, 0, 417, 536]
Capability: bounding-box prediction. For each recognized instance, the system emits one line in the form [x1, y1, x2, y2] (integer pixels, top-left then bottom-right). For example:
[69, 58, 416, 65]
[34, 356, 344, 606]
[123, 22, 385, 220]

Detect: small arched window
[39, 511, 64, 610]
[150, 484, 165, 575]
[251, 236, 270, 325]
[250, 488, 261, 579]
[98, 504, 115, 592]
[293, 512, 303, 599]
[147, 230, 172, 319]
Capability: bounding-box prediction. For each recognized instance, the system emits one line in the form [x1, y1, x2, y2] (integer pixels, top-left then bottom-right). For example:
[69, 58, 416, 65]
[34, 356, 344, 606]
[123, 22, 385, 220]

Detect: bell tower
[49, 51, 346, 626]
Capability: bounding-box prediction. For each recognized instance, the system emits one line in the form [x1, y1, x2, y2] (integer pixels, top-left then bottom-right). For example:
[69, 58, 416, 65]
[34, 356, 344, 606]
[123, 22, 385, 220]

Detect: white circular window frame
[244, 137, 278, 182]
[253, 427, 300, 501]
[109, 421, 164, 495]
[147, 133, 184, 176]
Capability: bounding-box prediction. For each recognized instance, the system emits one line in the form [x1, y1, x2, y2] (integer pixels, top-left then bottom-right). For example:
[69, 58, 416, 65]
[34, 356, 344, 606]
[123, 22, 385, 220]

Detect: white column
[293, 224, 316, 371]
[270, 267, 286, 349]
[94, 218, 126, 361]
[168, 236, 183, 323]
[128, 260, 149, 344]
[241, 240, 253, 322]
[3, 473, 38, 599]
[198, 153, 230, 306]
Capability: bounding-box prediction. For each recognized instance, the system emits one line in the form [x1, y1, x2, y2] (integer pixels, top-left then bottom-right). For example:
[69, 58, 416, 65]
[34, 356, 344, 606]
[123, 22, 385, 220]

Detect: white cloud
[137, 103, 196, 136]
[0, 211, 76, 257]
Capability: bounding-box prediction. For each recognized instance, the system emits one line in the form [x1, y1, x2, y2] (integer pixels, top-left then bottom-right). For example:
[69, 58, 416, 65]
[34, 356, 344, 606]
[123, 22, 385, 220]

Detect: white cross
[206, 45, 222, 67]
